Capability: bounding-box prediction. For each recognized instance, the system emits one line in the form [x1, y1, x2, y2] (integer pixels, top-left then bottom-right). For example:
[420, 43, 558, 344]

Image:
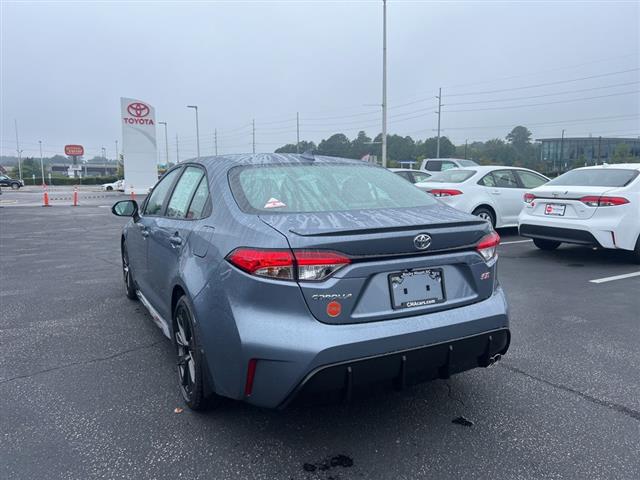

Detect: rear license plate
[389, 268, 445, 309]
[544, 203, 566, 216]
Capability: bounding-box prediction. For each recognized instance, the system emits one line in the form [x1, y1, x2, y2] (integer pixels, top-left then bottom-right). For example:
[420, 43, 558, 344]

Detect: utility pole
[252, 119, 256, 154]
[159, 121, 169, 166]
[176, 134, 180, 163]
[187, 105, 200, 160]
[38, 140, 45, 185]
[464, 139, 468, 159]
[559, 129, 565, 172]
[102, 146, 107, 175]
[296, 112, 300, 153]
[436, 87, 442, 159]
[115, 140, 119, 161]
[14, 119, 23, 181]
[597, 136, 602, 165]
[381, 0, 388, 167]
[214, 129, 218, 156]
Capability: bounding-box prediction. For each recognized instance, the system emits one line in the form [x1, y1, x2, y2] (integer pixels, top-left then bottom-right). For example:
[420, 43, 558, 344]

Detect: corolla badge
[413, 233, 432, 250]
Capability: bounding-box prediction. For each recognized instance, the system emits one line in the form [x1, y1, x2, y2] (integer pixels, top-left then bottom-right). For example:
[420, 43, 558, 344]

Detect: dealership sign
[64, 144, 84, 156]
[120, 97, 158, 194]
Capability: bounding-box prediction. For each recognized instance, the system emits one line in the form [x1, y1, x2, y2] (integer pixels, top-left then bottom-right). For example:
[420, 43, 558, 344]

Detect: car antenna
[300, 150, 315, 161]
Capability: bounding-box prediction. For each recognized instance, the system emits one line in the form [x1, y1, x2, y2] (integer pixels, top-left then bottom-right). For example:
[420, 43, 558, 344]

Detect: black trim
[519, 224, 601, 246]
[279, 328, 510, 409]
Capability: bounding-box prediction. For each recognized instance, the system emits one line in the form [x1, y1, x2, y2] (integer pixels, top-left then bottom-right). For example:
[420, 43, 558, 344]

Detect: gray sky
[1, 0, 639, 161]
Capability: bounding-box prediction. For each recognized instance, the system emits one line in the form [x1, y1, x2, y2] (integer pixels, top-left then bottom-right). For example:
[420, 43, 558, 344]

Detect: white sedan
[102, 179, 124, 191]
[415, 166, 549, 228]
[518, 163, 640, 262]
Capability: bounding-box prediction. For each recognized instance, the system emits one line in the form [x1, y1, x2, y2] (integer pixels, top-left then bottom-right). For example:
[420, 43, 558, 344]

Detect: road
[1, 204, 639, 480]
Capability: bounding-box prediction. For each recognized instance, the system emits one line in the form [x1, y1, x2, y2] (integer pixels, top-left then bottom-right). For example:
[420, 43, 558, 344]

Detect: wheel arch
[472, 203, 498, 225]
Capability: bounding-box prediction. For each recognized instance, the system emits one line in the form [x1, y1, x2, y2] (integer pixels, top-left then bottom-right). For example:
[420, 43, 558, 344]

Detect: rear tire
[11, 183, 20, 190]
[633, 235, 640, 265]
[533, 238, 561, 251]
[472, 207, 496, 228]
[106, 186, 113, 191]
[173, 296, 220, 410]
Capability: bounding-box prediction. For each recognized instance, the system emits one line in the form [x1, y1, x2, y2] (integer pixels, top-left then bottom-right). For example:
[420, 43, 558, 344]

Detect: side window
[187, 177, 211, 219]
[517, 171, 548, 189]
[143, 168, 182, 216]
[441, 161, 457, 171]
[478, 173, 496, 187]
[493, 170, 519, 188]
[395, 171, 412, 182]
[411, 171, 431, 183]
[425, 160, 442, 171]
[166, 166, 205, 218]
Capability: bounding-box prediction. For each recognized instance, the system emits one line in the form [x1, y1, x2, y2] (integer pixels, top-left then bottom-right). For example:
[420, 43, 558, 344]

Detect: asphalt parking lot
[1, 200, 639, 480]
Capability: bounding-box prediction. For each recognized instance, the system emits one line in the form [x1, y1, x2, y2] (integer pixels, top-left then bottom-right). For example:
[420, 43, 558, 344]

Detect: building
[537, 136, 640, 169]
[50, 163, 117, 178]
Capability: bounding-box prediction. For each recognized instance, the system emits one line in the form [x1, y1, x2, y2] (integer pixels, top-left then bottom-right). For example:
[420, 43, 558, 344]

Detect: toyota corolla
[112, 153, 510, 410]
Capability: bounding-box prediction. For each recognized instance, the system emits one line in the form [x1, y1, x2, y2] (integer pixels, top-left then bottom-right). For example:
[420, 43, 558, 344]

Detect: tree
[317, 133, 351, 157]
[274, 141, 316, 154]
[415, 136, 455, 159]
[350, 131, 373, 159]
[506, 126, 532, 150]
[612, 143, 633, 164]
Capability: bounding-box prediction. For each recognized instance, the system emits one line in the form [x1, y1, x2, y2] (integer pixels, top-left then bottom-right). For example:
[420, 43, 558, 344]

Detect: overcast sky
[1, 0, 639, 161]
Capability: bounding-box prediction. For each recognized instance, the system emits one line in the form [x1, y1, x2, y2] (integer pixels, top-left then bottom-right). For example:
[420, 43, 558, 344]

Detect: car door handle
[169, 235, 183, 248]
[490, 189, 500, 195]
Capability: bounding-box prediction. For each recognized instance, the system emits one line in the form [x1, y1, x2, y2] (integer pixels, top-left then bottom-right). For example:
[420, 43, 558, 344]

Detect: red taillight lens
[580, 195, 629, 207]
[226, 248, 350, 281]
[524, 193, 536, 203]
[477, 232, 500, 262]
[429, 189, 463, 197]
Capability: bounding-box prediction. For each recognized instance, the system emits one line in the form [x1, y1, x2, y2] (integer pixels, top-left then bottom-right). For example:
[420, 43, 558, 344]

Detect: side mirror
[112, 200, 139, 219]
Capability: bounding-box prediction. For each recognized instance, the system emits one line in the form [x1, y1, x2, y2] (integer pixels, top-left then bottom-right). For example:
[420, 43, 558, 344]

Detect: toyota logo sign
[127, 102, 150, 118]
[413, 233, 432, 250]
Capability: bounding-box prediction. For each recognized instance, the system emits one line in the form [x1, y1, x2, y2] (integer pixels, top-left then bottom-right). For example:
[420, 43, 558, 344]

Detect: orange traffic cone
[42, 188, 51, 207]
[130, 186, 136, 201]
[72, 187, 78, 207]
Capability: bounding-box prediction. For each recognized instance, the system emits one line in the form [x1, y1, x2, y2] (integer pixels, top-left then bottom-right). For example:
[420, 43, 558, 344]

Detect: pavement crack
[0, 339, 165, 386]
[445, 380, 466, 408]
[499, 363, 640, 422]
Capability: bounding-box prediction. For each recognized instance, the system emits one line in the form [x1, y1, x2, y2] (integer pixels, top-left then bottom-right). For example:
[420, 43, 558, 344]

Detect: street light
[159, 121, 170, 167]
[381, 0, 387, 167]
[38, 140, 45, 186]
[187, 105, 200, 160]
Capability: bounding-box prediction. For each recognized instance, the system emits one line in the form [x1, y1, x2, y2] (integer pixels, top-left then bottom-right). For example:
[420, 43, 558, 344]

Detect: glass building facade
[538, 136, 640, 169]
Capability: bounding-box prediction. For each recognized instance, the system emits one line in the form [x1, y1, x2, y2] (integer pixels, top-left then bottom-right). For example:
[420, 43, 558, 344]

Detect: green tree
[350, 131, 373, 159]
[506, 126, 532, 150]
[317, 133, 352, 157]
[612, 143, 633, 163]
[274, 141, 317, 154]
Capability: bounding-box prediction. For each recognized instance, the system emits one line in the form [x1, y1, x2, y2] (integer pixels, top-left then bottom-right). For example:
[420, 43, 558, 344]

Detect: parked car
[519, 163, 640, 262]
[415, 166, 549, 228]
[420, 158, 478, 172]
[102, 179, 124, 191]
[389, 168, 432, 184]
[111, 154, 509, 410]
[0, 174, 24, 190]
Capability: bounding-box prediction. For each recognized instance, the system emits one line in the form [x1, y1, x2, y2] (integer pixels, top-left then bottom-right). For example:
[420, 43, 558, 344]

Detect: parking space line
[500, 239, 532, 245]
[589, 272, 640, 284]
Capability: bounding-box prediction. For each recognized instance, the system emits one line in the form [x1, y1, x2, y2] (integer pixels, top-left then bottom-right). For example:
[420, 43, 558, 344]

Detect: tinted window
[517, 171, 548, 189]
[143, 168, 181, 216]
[493, 170, 519, 188]
[546, 168, 639, 187]
[479, 173, 496, 187]
[187, 177, 210, 219]
[229, 164, 438, 213]
[424, 160, 441, 171]
[428, 169, 476, 183]
[441, 161, 457, 171]
[394, 171, 412, 182]
[166, 166, 205, 218]
[411, 171, 431, 183]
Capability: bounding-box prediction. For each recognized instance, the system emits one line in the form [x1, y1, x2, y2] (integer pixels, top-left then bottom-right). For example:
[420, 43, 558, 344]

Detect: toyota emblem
[413, 233, 432, 250]
[127, 102, 150, 118]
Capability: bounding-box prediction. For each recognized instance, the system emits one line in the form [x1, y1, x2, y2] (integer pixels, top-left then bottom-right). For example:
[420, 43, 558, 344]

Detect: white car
[389, 168, 432, 184]
[518, 164, 640, 262]
[415, 166, 549, 228]
[420, 158, 478, 172]
[102, 179, 124, 191]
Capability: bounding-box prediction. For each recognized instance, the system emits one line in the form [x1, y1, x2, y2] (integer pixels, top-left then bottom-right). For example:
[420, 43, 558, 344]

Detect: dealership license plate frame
[388, 268, 446, 310]
[544, 203, 567, 216]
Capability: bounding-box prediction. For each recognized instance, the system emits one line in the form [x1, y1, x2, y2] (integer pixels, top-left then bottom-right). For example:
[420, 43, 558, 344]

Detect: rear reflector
[226, 248, 350, 281]
[477, 231, 500, 262]
[429, 189, 463, 197]
[580, 195, 629, 207]
[244, 358, 258, 396]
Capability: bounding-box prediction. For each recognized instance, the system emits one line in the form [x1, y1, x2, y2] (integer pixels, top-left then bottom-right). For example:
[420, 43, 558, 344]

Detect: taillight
[429, 189, 463, 197]
[477, 231, 500, 262]
[226, 248, 350, 281]
[580, 195, 629, 207]
[524, 193, 536, 203]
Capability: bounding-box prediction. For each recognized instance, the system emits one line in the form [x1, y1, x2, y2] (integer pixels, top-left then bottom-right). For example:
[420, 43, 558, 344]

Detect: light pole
[14, 119, 23, 181]
[38, 140, 45, 185]
[101, 146, 107, 175]
[436, 87, 442, 158]
[381, 0, 388, 167]
[187, 105, 200, 160]
[159, 121, 170, 166]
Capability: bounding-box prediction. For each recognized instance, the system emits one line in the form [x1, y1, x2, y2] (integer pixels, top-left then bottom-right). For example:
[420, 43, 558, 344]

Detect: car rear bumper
[519, 223, 601, 246]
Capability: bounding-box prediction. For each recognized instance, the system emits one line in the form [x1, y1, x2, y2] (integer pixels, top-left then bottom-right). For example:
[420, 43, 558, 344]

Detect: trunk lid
[527, 185, 617, 219]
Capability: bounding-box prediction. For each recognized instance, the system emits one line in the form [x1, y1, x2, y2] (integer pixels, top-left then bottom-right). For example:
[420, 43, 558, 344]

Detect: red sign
[64, 145, 84, 156]
[127, 102, 150, 118]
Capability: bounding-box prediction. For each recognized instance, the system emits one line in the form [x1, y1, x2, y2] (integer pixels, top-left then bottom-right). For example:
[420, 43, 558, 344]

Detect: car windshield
[229, 164, 438, 213]
[546, 168, 639, 187]
[427, 169, 476, 183]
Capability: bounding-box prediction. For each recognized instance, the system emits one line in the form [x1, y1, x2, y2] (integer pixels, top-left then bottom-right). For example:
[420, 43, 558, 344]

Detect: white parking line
[500, 239, 533, 245]
[589, 272, 640, 284]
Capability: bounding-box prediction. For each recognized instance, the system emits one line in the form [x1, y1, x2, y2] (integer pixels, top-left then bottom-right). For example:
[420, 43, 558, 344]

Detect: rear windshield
[428, 169, 476, 183]
[457, 160, 478, 166]
[229, 164, 438, 213]
[546, 168, 639, 187]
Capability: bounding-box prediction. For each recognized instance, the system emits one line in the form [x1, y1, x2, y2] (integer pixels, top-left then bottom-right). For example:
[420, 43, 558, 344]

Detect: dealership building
[537, 136, 640, 166]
